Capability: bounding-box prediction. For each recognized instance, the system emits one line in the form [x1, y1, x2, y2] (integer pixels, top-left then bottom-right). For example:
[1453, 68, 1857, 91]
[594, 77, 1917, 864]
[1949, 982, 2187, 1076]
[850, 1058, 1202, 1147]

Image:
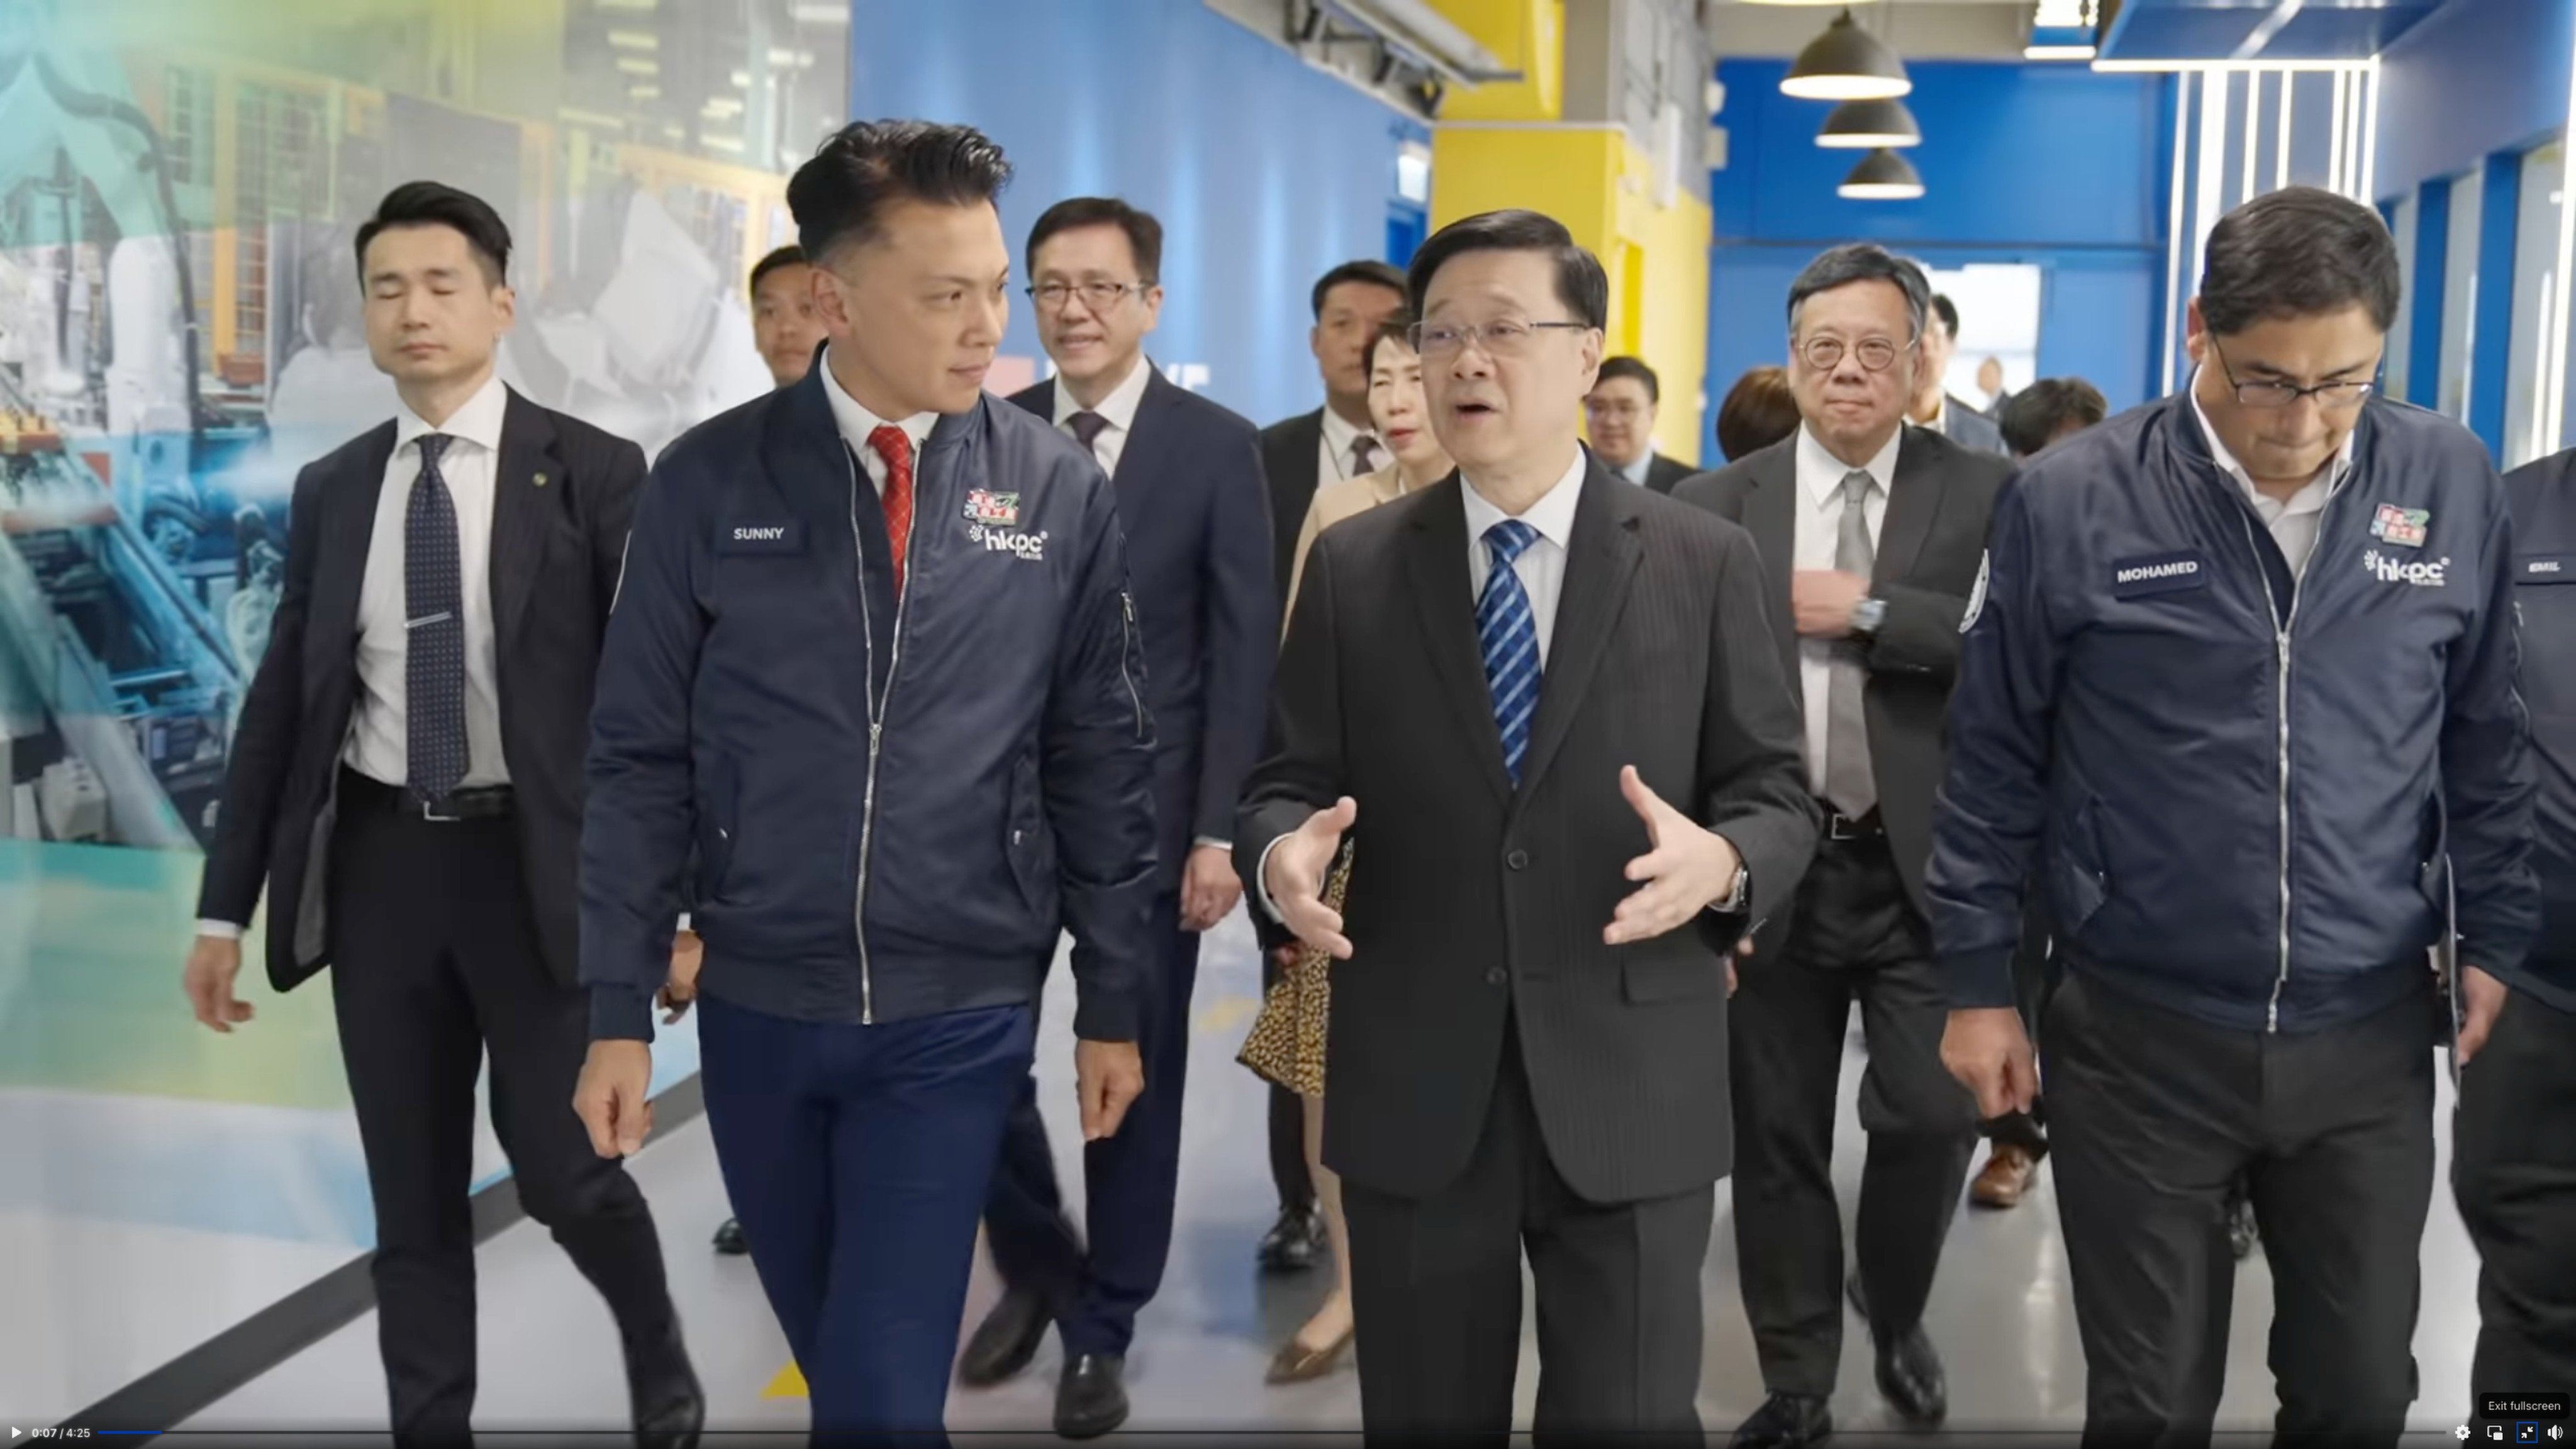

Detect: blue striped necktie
[1477, 519, 1542, 783]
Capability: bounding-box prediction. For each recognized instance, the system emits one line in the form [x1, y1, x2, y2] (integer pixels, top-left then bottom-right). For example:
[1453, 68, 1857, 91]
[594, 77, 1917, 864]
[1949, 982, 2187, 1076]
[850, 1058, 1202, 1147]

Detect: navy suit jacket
[1012, 367, 1278, 890]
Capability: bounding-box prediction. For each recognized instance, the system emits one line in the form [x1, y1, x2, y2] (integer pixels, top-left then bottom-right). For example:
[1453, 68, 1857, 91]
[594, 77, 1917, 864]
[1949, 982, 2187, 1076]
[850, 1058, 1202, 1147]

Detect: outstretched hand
[1605, 766, 1742, 946]
[1263, 797, 1358, 959]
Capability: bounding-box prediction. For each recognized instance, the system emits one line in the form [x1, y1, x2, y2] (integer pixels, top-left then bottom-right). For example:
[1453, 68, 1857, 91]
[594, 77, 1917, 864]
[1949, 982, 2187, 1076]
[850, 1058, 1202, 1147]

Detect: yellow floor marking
[766, 1362, 806, 1398]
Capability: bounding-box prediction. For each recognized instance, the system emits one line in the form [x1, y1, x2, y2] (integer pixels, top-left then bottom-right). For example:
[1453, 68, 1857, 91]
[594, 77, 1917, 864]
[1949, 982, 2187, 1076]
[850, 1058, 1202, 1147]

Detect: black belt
[341, 766, 516, 822]
[1822, 805, 1884, 842]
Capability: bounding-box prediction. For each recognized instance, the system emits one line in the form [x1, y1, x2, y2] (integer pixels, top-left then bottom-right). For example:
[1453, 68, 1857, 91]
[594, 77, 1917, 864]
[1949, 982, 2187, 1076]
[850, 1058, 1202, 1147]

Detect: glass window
[2385, 193, 2415, 406]
[2506, 142, 2565, 467]
[1926, 263, 2043, 405]
[2439, 166, 2484, 423]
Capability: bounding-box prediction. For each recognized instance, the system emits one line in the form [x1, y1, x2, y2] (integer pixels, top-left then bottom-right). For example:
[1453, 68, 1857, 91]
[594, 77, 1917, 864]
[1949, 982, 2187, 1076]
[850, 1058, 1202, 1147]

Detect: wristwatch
[1850, 595, 1888, 637]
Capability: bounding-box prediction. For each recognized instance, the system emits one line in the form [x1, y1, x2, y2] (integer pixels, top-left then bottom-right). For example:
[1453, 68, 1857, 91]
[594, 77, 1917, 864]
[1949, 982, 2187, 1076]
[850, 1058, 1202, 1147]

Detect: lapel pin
[532, 471, 549, 488]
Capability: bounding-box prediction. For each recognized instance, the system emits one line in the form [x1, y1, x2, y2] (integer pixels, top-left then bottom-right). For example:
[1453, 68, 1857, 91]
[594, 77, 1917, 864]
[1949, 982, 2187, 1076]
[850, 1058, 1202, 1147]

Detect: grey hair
[1786, 243, 1932, 341]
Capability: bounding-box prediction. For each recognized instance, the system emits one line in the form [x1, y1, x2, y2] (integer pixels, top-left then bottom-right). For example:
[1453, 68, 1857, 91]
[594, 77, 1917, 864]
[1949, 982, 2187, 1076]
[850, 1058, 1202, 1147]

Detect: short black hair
[1787, 243, 1929, 340]
[788, 120, 1013, 266]
[1312, 259, 1408, 320]
[1998, 377, 2110, 457]
[1361, 309, 1418, 378]
[1026, 197, 1163, 283]
[1930, 294, 1960, 338]
[1595, 356, 1660, 404]
[354, 182, 511, 288]
[749, 244, 808, 298]
[2199, 185, 2400, 335]
[1406, 210, 1609, 331]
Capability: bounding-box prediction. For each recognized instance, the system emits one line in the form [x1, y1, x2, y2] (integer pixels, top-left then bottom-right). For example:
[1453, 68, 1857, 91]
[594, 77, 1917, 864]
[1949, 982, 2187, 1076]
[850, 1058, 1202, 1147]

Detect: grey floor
[184, 910, 2492, 1442]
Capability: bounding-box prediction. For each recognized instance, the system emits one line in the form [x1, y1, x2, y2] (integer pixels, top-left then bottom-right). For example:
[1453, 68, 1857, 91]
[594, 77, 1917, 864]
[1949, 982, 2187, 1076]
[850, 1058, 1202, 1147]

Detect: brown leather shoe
[1971, 1143, 2038, 1209]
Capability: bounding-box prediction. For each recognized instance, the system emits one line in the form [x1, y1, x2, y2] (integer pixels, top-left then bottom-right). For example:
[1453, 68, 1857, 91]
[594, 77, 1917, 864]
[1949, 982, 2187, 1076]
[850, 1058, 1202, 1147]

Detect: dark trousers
[2455, 988, 2576, 1426]
[2046, 968, 2433, 1448]
[982, 897, 1202, 1355]
[1982, 902, 2058, 1157]
[1262, 947, 1315, 1214]
[1342, 1015, 1711, 1447]
[700, 993, 1035, 1445]
[328, 776, 676, 1445]
[1729, 832, 1978, 1397]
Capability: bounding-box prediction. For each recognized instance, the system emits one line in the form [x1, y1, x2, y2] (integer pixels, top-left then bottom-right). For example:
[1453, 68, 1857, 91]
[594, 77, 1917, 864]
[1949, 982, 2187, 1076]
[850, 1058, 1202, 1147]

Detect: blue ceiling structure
[2095, 0, 2457, 62]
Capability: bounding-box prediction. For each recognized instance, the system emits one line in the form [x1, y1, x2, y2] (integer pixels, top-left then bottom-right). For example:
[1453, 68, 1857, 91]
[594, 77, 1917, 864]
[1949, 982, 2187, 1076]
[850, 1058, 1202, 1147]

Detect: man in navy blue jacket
[1929, 186, 2536, 1447]
[960, 196, 1275, 1437]
[2462, 445, 2576, 1432]
[572, 120, 1158, 1441]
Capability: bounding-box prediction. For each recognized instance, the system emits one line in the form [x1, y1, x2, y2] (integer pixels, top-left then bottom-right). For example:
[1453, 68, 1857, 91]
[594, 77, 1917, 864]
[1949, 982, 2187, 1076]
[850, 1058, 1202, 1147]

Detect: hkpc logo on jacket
[2363, 549, 2449, 588]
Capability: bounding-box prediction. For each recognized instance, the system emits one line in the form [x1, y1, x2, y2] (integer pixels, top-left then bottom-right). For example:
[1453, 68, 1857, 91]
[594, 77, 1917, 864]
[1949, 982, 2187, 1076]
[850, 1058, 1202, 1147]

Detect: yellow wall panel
[1424, 0, 1563, 122]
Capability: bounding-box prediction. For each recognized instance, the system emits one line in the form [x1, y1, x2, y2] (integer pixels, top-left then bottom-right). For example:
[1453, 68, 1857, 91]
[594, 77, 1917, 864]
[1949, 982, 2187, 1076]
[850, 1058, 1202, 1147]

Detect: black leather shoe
[1256, 1203, 1322, 1273]
[1844, 1267, 1869, 1323]
[1874, 1323, 1948, 1426]
[1054, 1353, 1130, 1440]
[711, 1217, 747, 1256]
[625, 1324, 706, 1449]
[958, 1287, 1056, 1387]
[1731, 1392, 1832, 1448]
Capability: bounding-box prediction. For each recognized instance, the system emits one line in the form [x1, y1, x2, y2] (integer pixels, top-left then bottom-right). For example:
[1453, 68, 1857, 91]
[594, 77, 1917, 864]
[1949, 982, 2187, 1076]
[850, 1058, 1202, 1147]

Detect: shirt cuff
[1253, 834, 1293, 923]
[676, 914, 693, 934]
[1191, 836, 1232, 852]
[1943, 948, 2021, 1010]
[589, 986, 657, 1043]
[195, 919, 245, 941]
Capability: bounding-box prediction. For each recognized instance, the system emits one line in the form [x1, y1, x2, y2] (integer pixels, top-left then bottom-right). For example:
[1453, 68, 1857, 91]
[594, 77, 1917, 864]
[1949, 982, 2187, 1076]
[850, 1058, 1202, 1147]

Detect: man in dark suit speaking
[1674, 245, 2009, 1449]
[1237, 209, 1818, 1440]
[182, 182, 700, 1448]
[963, 196, 1276, 1438]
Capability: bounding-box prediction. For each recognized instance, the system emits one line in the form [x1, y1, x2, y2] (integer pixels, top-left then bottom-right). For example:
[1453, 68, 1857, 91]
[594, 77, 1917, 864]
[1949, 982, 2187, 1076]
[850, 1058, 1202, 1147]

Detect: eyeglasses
[1585, 398, 1646, 420]
[1409, 318, 1591, 360]
[2209, 340, 2376, 410]
[1797, 334, 1912, 374]
[1028, 280, 1150, 310]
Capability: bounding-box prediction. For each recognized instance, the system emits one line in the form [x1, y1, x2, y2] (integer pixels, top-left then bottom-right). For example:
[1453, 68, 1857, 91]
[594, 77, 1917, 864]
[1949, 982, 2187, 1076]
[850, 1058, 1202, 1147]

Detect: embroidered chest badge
[2370, 503, 2429, 549]
[964, 490, 1021, 527]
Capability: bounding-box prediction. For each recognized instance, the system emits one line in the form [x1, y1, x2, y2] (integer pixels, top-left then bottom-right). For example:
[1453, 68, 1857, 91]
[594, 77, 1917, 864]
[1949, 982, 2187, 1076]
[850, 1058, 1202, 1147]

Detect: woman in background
[1243, 312, 1451, 1384]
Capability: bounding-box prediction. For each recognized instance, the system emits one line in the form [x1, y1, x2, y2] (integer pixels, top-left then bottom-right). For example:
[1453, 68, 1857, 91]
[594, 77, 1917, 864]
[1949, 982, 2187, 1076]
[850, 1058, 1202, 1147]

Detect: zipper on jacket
[1117, 589, 1147, 739]
[845, 442, 921, 1027]
[2235, 509, 2302, 1034]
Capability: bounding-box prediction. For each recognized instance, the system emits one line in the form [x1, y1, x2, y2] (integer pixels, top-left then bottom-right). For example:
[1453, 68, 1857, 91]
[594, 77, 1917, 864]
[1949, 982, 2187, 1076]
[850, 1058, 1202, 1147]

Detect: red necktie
[866, 424, 915, 596]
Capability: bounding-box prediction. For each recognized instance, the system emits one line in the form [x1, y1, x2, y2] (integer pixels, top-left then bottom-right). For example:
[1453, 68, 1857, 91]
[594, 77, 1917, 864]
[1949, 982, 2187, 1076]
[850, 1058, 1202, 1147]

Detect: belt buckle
[1827, 812, 1860, 842]
[417, 793, 462, 823]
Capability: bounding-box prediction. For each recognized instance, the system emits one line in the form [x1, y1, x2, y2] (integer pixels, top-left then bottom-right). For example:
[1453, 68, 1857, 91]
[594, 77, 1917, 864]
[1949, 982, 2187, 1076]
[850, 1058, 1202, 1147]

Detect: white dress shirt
[1051, 354, 1152, 476]
[1317, 404, 1380, 489]
[1793, 423, 1898, 797]
[1457, 446, 1586, 667]
[201, 374, 516, 941]
[1615, 453, 1654, 488]
[2188, 371, 2355, 579]
[820, 344, 937, 493]
[347, 372, 512, 793]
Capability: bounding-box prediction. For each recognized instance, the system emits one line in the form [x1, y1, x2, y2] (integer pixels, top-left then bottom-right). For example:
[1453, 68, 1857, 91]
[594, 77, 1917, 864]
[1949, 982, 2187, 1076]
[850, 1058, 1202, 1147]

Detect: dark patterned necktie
[405, 433, 469, 800]
[1069, 410, 1110, 463]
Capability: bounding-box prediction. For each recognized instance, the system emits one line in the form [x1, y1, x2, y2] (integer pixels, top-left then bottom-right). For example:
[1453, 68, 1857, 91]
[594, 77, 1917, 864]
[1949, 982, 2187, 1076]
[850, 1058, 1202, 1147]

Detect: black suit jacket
[198, 389, 646, 992]
[1671, 425, 2011, 922]
[1236, 459, 1818, 1204]
[1642, 453, 1695, 495]
[1012, 371, 1277, 887]
[1259, 408, 1326, 613]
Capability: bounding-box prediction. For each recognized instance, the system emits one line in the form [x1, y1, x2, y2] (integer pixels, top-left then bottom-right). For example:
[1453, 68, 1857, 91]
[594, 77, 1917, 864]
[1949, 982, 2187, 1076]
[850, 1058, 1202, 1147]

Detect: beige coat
[1284, 464, 1419, 632]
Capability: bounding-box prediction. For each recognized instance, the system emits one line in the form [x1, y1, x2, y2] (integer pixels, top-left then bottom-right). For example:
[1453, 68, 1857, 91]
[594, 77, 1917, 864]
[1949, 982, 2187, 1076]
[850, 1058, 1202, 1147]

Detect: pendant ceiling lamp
[1817, 96, 1921, 148]
[1838, 148, 1926, 200]
[1781, 9, 1912, 101]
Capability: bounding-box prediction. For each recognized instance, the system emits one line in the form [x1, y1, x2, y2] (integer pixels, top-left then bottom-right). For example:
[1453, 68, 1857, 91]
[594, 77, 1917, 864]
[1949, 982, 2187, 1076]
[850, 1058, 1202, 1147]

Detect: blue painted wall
[1707, 59, 2177, 449]
[847, 0, 1425, 425]
[2375, 0, 2573, 201]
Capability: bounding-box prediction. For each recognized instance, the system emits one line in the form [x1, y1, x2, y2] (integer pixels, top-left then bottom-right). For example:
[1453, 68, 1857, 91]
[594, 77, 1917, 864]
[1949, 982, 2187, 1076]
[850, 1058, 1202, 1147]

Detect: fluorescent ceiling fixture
[1838, 147, 1924, 199]
[1781, 10, 1910, 101]
[1733, 0, 1850, 6]
[702, 96, 745, 118]
[628, 84, 660, 100]
[594, 0, 655, 9]
[731, 69, 751, 87]
[702, 133, 746, 154]
[556, 107, 629, 128]
[791, 2, 847, 21]
[2026, 43, 2097, 59]
[2032, 0, 2093, 24]
[606, 29, 657, 49]
[2090, 58, 2370, 72]
[768, 47, 815, 68]
[615, 56, 660, 76]
[1817, 97, 1920, 148]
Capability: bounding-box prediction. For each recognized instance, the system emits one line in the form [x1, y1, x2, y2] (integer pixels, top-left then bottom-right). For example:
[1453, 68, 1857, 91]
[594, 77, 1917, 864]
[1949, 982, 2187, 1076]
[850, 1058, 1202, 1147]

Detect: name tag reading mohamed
[2109, 550, 2211, 600]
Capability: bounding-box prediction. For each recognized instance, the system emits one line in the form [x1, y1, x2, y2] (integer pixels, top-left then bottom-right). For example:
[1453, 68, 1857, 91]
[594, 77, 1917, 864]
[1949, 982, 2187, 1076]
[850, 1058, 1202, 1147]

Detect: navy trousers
[981, 897, 1200, 1357]
[700, 993, 1035, 1445]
